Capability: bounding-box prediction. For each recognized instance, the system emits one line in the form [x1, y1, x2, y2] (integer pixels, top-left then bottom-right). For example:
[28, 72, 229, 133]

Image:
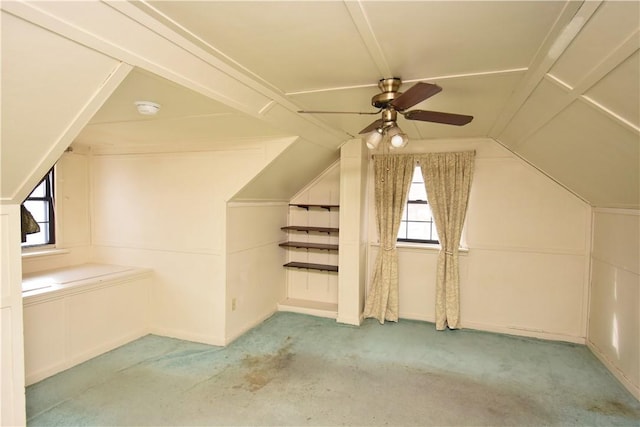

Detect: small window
[22, 168, 55, 247]
[397, 166, 438, 244]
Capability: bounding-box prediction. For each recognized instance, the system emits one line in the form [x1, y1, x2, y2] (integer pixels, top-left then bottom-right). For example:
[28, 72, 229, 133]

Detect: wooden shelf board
[284, 262, 338, 272]
[281, 226, 339, 233]
[290, 204, 339, 210]
[277, 298, 338, 319]
[279, 241, 339, 251]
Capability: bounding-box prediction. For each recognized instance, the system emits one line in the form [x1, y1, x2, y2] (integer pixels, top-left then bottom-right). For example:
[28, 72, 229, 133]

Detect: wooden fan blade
[390, 82, 442, 111]
[298, 110, 380, 115]
[359, 119, 384, 134]
[404, 109, 473, 126]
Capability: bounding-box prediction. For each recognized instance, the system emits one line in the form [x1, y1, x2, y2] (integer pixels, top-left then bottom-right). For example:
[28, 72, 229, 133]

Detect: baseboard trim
[587, 339, 640, 401]
[149, 327, 225, 347]
[336, 315, 361, 326]
[25, 329, 149, 386]
[462, 321, 586, 344]
[399, 312, 585, 344]
[224, 310, 276, 346]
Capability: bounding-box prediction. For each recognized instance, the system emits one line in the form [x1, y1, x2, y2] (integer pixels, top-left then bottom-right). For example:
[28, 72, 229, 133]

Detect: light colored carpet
[27, 312, 640, 426]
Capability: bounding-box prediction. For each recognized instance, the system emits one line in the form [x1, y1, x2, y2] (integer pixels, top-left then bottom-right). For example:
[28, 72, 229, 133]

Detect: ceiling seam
[490, 137, 592, 207]
[285, 68, 528, 96]
[578, 96, 640, 135]
[343, 0, 392, 78]
[403, 68, 529, 85]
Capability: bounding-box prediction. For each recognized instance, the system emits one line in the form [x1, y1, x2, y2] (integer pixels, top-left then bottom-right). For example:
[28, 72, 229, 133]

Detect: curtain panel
[418, 151, 475, 330]
[363, 154, 415, 323]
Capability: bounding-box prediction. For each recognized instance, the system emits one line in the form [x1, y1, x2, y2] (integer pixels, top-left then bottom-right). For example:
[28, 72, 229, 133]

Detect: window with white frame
[21, 168, 56, 247]
[397, 165, 438, 244]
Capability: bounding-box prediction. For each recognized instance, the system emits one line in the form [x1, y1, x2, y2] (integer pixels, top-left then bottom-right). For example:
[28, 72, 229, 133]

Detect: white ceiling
[82, 0, 567, 143]
[2, 1, 639, 207]
[76, 68, 289, 149]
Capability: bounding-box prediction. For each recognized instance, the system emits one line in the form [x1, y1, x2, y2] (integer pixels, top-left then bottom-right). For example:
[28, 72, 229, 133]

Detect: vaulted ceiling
[1, 1, 638, 208]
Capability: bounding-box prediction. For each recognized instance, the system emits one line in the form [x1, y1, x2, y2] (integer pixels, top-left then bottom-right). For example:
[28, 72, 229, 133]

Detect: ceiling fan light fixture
[390, 132, 408, 148]
[365, 128, 383, 149]
[387, 126, 408, 148]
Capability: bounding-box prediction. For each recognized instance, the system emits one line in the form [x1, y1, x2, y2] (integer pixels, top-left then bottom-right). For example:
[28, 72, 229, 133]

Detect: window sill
[22, 247, 70, 259]
[370, 242, 469, 255]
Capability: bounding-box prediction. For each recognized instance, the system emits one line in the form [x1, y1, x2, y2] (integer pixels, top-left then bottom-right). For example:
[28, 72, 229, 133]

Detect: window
[397, 165, 438, 244]
[22, 168, 55, 247]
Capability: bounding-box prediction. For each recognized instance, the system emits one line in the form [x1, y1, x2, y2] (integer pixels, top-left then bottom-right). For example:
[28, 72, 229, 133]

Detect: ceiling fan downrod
[380, 108, 398, 130]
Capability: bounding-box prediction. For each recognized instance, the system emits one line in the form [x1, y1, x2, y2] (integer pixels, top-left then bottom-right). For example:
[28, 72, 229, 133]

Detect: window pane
[407, 183, 427, 200]
[407, 221, 428, 239]
[22, 167, 55, 247]
[397, 221, 408, 239]
[29, 180, 46, 198]
[397, 165, 439, 244]
[407, 203, 431, 221]
[412, 167, 424, 183]
[431, 223, 439, 242]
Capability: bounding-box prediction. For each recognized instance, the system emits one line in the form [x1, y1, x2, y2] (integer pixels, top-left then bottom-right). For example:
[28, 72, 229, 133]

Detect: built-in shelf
[281, 226, 339, 234]
[290, 204, 339, 211]
[283, 262, 338, 272]
[282, 202, 339, 274]
[277, 298, 338, 319]
[279, 241, 339, 251]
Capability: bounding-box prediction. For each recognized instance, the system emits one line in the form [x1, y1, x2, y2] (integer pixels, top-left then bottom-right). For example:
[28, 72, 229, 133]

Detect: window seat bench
[22, 263, 152, 385]
[22, 262, 151, 299]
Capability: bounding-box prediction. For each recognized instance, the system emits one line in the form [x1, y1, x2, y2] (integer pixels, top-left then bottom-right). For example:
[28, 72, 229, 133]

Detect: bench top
[22, 263, 151, 298]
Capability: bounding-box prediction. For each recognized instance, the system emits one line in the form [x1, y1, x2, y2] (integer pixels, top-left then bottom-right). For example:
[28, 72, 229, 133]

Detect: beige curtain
[363, 154, 415, 323]
[419, 151, 475, 330]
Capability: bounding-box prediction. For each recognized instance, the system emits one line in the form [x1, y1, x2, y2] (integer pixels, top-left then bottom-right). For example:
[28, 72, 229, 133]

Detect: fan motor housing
[371, 77, 403, 109]
[371, 91, 402, 109]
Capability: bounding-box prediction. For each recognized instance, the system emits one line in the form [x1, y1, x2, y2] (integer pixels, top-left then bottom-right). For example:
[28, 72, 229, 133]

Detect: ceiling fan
[298, 77, 473, 149]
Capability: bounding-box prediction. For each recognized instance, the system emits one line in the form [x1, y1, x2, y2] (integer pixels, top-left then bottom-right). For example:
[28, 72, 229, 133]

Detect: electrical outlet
[231, 298, 237, 311]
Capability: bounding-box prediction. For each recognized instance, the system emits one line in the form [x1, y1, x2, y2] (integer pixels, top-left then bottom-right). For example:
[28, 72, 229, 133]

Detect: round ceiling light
[134, 101, 161, 115]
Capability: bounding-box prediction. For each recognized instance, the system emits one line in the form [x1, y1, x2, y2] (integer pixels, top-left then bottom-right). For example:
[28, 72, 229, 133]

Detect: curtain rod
[370, 150, 476, 159]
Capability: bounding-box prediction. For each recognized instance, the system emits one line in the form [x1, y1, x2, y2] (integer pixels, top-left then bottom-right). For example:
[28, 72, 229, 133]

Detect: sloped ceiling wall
[491, 1, 639, 208]
[0, 10, 128, 203]
[1, 1, 638, 208]
[0, 1, 347, 205]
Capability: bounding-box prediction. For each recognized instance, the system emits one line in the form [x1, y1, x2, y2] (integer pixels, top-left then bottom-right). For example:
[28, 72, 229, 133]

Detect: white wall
[367, 138, 591, 342]
[90, 140, 293, 345]
[225, 202, 287, 342]
[588, 208, 639, 400]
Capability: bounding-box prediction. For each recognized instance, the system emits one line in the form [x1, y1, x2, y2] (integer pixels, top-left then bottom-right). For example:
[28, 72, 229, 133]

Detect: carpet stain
[386, 363, 554, 426]
[588, 399, 640, 418]
[240, 337, 294, 392]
